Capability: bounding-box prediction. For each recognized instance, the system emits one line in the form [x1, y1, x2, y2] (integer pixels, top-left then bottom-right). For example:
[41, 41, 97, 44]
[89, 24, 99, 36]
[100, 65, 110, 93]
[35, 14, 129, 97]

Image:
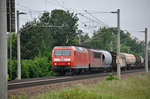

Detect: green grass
[12, 73, 150, 99]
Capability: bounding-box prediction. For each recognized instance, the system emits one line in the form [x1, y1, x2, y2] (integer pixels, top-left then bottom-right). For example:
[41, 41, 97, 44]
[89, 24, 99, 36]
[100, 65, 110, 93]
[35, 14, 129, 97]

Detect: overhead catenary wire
[15, 1, 146, 56]
[54, 0, 68, 10]
[124, 30, 145, 43]
[16, 2, 46, 29]
[84, 10, 110, 28]
[78, 13, 107, 29]
[77, 10, 113, 14]
[58, 0, 75, 11]
[81, 32, 106, 44]
[20, 13, 44, 32]
[18, 2, 78, 33]
[16, 0, 109, 38]
[16, 3, 42, 13]
[52, 0, 91, 32]
[16, 0, 124, 45]
[51, 0, 109, 35]
[20, 13, 65, 32]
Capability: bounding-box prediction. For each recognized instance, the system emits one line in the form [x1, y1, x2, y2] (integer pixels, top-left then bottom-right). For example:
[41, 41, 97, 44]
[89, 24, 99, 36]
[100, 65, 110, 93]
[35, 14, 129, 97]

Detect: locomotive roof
[90, 49, 102, 53]
[90, 49, 109, 53]
[54, 46, 87, 52]
[54, 46, 73, 48]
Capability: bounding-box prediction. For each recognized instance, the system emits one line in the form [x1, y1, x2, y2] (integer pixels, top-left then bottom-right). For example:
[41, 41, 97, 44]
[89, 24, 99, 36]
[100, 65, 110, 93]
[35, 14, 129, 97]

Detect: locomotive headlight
[67, 63, 70, 65]
[54, 63, 57, 65]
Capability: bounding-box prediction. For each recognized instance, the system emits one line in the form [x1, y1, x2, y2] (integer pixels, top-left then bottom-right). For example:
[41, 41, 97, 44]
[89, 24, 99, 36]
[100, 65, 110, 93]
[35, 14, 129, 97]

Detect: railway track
[8, 69, 145, 90]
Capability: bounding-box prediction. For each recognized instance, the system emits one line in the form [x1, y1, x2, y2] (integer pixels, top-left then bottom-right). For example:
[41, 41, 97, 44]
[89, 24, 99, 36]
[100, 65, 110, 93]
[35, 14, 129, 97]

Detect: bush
[33, 57, 51, 77]
[105, 73, 118, 80]
[8, 59, 17, 80]
[8, 57, 53, 80]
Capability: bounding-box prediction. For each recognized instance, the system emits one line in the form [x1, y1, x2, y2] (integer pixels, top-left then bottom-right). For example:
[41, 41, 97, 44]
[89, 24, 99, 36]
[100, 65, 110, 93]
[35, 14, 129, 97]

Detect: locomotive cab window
[54, 50, 62, 56]
[54, 49, 71, 56]
[93, 52, 101, 58]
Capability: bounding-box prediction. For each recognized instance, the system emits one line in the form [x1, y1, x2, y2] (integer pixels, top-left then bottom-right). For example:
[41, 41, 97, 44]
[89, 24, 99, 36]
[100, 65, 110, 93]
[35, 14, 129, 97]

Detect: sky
[16, 0, 150, 42]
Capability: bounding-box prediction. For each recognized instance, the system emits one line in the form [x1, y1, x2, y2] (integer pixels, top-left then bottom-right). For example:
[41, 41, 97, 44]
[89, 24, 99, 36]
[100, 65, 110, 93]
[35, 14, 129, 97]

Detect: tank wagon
[135, 56, 144, 68]
[111, 52, 144, 70]
[99, 50, 112, 68]
[120, 53, 136, 69]
[120, 53, 136, 65]
[52, 46, 145, 75]
[139, 56, 144, 65]
[110, 52, 129, 71]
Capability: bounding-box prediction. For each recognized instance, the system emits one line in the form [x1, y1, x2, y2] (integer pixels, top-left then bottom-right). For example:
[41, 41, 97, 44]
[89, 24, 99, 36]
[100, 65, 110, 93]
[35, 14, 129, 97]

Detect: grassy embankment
[12, 73, 150, 99]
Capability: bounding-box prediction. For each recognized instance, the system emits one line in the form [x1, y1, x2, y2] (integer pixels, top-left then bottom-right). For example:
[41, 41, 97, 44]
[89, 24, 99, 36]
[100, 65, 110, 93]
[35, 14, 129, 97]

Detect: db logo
[60, 59, 64, 61]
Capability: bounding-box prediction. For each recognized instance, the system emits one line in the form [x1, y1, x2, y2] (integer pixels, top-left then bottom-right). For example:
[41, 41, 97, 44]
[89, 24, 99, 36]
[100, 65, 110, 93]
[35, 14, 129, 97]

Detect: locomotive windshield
[54, 49, 71, 56]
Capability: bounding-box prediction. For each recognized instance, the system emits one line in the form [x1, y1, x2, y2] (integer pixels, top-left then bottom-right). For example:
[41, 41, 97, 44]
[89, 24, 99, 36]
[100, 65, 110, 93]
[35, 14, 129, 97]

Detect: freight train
[52, 46, 145, 75]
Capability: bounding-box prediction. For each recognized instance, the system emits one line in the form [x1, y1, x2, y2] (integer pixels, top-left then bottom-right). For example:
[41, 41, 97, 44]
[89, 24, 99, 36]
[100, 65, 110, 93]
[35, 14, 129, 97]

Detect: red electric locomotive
[52, 46, 89, 75]
[88, 49, 103, 69]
